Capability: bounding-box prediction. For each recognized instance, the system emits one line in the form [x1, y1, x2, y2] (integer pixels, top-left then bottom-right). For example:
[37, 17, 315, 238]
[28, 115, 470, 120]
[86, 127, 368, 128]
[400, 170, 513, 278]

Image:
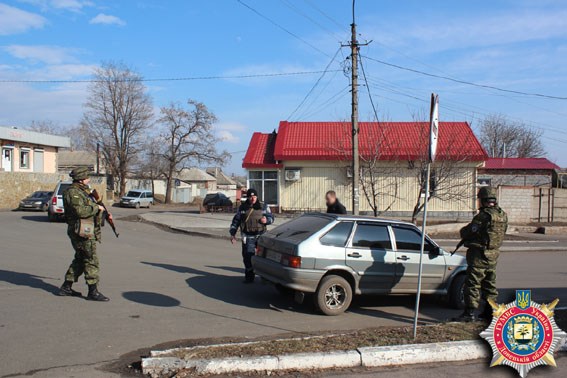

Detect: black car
[203, 193, 233, 210]
[18, 191, 53, 211]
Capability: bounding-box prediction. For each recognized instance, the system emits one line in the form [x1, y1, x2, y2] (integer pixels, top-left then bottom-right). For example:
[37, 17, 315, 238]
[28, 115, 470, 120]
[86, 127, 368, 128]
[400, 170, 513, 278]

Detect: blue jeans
[241, 235, 259, 281]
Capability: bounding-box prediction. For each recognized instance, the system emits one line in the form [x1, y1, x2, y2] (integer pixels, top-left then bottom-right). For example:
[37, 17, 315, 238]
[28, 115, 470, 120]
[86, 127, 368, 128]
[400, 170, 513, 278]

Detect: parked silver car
[120, 190, 153, 208]
[253, 213, 467, 316]
[48, 181, 72, 222]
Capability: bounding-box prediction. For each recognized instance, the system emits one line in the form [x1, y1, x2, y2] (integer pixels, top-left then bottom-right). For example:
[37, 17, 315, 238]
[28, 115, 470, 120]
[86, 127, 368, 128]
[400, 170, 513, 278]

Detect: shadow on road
[122, 291, 181, 307]
[21, 215, 50, 223]
[0, 269, 60, 295]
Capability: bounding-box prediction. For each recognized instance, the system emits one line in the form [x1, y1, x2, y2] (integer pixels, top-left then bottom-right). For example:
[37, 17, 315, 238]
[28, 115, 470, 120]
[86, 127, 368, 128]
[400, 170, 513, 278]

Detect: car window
[265, 214, 333, 242]
[320, 222, 354, 247]
[393, 227, 434, 252]
[141, 193, 146, 198]
[352, 223, 392, 249]
[57, 184, 71, 195]
[126, 191, 141, 198]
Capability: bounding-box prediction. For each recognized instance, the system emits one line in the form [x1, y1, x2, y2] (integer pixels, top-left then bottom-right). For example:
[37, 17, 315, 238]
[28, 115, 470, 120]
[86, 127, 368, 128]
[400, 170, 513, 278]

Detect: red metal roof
[483, 158, 560, 170]
[242, 132, 282, 168]
[273, 121, 487, 161]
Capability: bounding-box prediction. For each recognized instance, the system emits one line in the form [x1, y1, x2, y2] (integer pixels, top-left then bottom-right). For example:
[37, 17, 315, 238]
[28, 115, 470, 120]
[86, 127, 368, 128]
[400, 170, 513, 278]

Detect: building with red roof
[243, 121, 487, 215]
[478, 158, 560, 187]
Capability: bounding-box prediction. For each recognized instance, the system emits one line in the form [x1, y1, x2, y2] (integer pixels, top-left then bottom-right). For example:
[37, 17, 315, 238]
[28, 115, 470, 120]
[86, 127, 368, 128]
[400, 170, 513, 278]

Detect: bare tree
[410, 121, 475, 223]
[480, 114, 545, 158]
[28, 120, 61, 135]
[82, 61, 153, 196]
[135, 137, 168, 200]
[157, 100, 229, 203]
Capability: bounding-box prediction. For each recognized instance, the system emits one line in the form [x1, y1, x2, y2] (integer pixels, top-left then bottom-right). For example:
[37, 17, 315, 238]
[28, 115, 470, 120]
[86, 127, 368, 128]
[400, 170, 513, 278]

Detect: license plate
[24, 205, 32, 208]
[266, 250, 281, 263]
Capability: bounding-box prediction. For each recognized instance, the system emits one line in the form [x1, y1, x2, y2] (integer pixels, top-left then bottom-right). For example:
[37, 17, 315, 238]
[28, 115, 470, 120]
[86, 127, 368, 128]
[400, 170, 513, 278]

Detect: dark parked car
[203, 193, 233, 211]
[18, 191, 53, 211]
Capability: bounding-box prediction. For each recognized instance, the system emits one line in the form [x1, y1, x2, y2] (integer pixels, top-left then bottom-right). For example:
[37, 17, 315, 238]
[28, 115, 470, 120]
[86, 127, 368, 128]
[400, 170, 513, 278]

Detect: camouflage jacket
[63, 182, 102, 241]
[461, 205, 508, 251]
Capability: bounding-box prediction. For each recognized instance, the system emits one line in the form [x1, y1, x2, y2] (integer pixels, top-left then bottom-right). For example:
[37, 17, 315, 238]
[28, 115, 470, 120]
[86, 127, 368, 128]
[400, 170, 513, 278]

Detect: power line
[0, 70, 342, 84]
[363, 55, 567, 100]
[303, 0, 344, 29]
[287, 47, 342, 120]
[278, 0, 344, 41]
[236, 0, 331, 58]
[358, 54, 379, 122]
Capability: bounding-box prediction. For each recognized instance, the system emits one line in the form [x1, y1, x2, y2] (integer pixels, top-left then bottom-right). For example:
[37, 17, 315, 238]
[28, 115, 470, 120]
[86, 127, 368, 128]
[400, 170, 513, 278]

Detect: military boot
[87, 284, 109, 302]
[478, 303, 494, 322]
[58, 281, 82, 297]
[453, 308, 476, 322]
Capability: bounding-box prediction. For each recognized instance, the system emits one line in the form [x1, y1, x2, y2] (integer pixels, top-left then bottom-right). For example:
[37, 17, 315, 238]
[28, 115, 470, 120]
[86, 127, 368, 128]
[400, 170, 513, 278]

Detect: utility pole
[350, 0, 360, 215]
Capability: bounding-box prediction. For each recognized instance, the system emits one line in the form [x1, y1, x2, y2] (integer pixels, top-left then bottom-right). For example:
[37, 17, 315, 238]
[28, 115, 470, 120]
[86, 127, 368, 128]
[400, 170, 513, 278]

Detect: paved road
[0, 209, 566, 377]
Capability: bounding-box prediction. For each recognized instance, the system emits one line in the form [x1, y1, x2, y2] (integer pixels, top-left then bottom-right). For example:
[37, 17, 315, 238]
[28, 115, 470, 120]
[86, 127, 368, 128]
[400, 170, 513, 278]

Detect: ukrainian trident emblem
[480, 290, 567, 377]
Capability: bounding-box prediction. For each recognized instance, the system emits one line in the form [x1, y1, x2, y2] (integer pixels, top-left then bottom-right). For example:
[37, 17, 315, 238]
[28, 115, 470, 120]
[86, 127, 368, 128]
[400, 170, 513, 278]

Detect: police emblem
[480, 290, 567, 377]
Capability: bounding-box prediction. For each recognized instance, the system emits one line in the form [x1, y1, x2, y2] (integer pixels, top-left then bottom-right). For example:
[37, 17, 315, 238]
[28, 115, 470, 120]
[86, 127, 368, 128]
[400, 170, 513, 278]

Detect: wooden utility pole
[350, 1, 360, 215]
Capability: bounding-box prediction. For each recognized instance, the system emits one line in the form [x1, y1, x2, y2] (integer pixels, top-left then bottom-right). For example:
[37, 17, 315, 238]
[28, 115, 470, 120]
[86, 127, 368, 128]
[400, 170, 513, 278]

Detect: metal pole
[96, 142, 100, 175]
[413, 162, 431, 339]
[350, 1, 360, 215]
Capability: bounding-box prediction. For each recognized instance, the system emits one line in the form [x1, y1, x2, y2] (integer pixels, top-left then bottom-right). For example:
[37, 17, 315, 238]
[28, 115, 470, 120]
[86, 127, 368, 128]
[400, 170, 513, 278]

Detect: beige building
[0, 126, 70, 173]
[242, 122, 487, 218]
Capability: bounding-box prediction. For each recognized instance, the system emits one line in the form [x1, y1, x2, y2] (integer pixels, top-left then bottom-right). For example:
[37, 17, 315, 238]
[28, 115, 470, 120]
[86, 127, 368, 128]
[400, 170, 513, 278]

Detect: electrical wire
[0, 70, 343, 84]
[362, 55, 567, 100]
[236, 0, 331, 58]
[278, 0, 344, 42]
[303, 0, 344, 29]
[358, 53, 379, 122]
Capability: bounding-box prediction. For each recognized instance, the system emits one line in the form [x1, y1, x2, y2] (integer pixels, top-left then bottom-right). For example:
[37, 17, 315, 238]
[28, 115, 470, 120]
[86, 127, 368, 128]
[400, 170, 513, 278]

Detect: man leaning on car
[229, 188, 274, 283]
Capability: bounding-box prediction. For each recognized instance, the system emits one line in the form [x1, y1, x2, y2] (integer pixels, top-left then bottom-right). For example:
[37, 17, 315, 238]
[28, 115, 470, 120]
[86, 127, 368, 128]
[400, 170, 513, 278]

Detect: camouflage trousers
[64, 228, 99, 285]
[464, 248, 499, 309]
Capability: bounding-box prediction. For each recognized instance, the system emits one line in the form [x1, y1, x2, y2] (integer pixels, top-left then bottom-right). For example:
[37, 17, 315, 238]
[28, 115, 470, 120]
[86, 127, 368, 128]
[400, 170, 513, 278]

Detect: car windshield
[57, 184, 71, 195]
[266, 214, 333, 242]
[125, 191, 142, 198]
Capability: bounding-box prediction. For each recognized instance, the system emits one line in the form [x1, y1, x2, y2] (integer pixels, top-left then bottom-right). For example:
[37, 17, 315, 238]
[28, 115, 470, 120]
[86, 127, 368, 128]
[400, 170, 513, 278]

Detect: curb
[142, 340, 567, 377]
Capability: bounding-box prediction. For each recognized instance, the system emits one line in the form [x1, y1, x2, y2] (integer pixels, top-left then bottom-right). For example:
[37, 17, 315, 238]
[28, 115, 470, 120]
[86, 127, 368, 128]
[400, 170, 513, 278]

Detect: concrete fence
[498, 186, 567, 223]
[0, 172, 107, 210]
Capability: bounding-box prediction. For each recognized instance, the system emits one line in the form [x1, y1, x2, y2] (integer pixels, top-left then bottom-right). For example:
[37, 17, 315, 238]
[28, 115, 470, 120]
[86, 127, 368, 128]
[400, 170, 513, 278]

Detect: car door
[391, 225, 446, 291]
[345, 222, 396, 294]
[140, 192, 148, 207]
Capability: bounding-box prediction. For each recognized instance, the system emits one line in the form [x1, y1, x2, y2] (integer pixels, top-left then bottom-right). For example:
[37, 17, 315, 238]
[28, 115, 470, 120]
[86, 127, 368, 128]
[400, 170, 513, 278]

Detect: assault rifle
[451, 239, 465, 256]
[90, 189, 119, 238]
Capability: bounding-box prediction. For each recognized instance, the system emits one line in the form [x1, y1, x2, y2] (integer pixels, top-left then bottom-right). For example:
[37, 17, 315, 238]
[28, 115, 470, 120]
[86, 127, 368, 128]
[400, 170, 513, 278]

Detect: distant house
[58, 150, 101, 174]
[177, 168, 217, 190]
[0, 126, 70, 173]
[243, 121, 486, 216]
[206, 167, 237, 190]
[478, 158, 560, 188]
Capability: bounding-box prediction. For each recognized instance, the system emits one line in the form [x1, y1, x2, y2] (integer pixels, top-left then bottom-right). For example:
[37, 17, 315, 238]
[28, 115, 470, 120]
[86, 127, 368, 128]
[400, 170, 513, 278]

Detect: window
[477, 178, 492, 187]
[352, 223, 392, 249]
[20, 149, 30, 169]
[393, 227, 434, 252]
[320, 222, 354, 247]
[248, 170, 278, 204]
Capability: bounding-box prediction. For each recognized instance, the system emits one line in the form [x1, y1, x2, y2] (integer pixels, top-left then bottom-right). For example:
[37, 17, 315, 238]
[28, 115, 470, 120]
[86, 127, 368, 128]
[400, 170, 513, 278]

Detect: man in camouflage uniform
[455, 187, 508, 322]
[58, 167, 110, 301]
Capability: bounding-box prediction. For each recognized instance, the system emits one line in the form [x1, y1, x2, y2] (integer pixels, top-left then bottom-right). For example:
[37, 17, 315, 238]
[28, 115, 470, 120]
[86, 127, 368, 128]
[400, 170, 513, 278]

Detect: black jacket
[327, 199, 347, 215]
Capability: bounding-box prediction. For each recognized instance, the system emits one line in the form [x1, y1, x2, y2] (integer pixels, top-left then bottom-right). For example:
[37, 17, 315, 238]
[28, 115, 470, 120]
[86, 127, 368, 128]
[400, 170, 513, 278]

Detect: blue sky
[1, 0, 566, 174]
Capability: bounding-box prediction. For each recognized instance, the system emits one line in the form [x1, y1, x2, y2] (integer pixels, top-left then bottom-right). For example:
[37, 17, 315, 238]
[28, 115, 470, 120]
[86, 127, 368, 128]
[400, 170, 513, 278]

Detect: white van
[120, 190, 153, 208]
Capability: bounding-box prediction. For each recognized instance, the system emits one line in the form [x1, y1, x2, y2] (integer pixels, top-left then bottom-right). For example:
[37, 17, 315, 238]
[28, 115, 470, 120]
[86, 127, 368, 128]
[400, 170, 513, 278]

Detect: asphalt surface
[0, 207, 566, 377]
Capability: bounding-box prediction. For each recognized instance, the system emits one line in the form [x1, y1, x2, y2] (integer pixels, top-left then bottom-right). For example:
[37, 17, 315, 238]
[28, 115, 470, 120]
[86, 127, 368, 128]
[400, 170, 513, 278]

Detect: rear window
[320, 222, 354, 247]
[57, 184, 71, 195]
[266, 214, 333, 242]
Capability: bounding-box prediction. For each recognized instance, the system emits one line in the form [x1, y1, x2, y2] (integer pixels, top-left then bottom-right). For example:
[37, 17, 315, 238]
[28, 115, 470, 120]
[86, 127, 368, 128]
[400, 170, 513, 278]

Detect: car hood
[121, 196, 139, 200]
[444, 251, 467, 267]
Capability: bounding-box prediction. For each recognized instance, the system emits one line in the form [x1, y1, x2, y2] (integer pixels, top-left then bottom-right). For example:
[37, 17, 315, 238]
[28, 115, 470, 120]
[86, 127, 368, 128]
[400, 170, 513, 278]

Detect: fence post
[538, 188, 542, 223]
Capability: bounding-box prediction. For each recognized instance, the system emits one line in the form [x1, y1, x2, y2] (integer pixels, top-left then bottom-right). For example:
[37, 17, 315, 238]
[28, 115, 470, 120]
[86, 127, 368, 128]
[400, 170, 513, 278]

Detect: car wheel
[147, 201, 151, 209]
[42, 204, 49, 212]
[135, 202, 140, 209]
[314, 275, 352, 316]
[48, 211, 56, 222]
[449, 274, 466, 310]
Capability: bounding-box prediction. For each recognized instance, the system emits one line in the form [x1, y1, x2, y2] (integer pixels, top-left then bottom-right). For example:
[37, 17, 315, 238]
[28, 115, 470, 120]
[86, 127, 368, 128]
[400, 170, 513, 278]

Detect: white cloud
[89, 13, 126, 26]
[4, 45, 81, 65]
[0, 4, 46, 35]
[218, 130, 239, 144]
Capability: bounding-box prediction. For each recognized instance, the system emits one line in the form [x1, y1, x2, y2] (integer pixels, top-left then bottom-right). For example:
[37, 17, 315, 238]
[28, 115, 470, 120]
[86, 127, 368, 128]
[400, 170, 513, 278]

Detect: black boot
[453, 308, 476, 322]
[58, 281, 82, 297]
[478, 304, 494, 322]
[87, 284, 109, 302]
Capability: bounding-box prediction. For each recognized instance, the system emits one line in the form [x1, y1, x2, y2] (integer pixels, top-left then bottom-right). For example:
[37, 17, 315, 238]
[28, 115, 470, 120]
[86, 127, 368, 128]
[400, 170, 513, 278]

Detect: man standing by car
[325, 190, 347, 214]
[58, 167, 111, 301]
[455, 187, 508, 322]
[230, 188, 274, 283]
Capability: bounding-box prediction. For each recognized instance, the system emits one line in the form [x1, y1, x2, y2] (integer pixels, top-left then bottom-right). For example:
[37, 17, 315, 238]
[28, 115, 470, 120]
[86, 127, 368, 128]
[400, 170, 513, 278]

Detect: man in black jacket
[326, 190, 347, 214]
[230, 189, 274, 283]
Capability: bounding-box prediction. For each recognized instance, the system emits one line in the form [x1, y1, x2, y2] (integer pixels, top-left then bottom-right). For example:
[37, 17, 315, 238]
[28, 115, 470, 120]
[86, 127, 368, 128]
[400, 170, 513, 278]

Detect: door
[34, 150, 44, 172]
[2, 148, 12, 172]
[346, 222, 396, 293]
[391, 226, 446, 291]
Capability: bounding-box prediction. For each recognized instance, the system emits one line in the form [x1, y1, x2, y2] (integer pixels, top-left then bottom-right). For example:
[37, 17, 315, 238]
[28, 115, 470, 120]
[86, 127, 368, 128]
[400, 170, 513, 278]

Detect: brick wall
[0, 172, 107, 210]
[498, 186, 534, 223]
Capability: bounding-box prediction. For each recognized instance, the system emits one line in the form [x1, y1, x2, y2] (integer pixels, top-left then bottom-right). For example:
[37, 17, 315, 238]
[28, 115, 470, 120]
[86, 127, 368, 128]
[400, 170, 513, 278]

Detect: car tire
[135, 202, 140, 209]
[42, 204, 49, 212]
[314, 275, 352, 316]
[448, 274, 466, 310]
[147, 202, 151, 209]
[47, 211, 56, 222]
